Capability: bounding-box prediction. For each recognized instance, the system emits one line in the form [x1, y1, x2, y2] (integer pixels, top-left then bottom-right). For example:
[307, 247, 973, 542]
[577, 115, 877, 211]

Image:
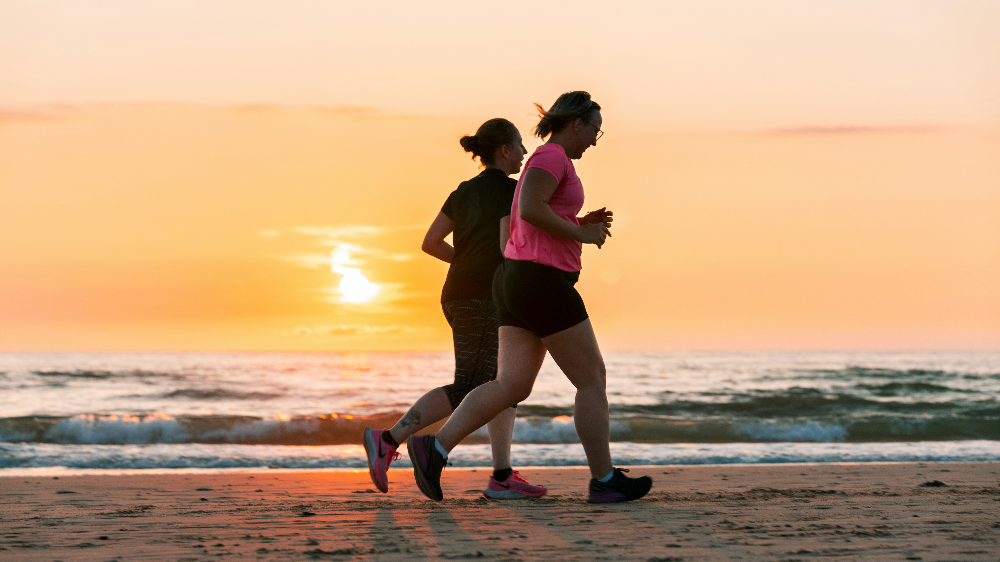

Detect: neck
[485, 163, 512, 176]
[546, 131, 576, 158]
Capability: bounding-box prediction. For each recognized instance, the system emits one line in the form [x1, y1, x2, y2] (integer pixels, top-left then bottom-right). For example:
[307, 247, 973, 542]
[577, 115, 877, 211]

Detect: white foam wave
[2, 441, 1000, 471]
[734, 420, 849, 442]
[44, 413, 190, 444]
[469, 416, 629, 443]
[200, 418, 321, 443]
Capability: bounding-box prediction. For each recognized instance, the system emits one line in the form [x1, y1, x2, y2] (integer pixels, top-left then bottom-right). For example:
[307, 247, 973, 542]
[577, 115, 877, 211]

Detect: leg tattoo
[400, 409, 422, 429]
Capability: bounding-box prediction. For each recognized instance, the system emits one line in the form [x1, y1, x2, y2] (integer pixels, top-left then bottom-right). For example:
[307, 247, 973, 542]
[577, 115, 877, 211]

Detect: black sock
[493, 467, 513, 482]
[381, 431, 398, 447]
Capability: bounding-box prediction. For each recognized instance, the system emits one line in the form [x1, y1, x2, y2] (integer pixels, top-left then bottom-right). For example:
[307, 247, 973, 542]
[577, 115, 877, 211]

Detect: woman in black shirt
[363, 118, 547, 499]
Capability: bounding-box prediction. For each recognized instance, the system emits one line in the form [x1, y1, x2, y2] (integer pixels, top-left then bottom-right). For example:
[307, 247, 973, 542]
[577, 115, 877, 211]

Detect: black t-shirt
[440, 168, 516, 303]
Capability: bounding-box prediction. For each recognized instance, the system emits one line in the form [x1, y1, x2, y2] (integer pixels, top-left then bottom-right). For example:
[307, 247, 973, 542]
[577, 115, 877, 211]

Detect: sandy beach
[1, 462, 997, 561]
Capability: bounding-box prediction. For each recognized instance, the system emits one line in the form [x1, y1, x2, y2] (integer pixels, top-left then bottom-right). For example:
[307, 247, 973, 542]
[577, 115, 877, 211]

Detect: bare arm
[518, 168, 611, 248]
[422, 212, 455, 263]
[499, 215, 511, 253]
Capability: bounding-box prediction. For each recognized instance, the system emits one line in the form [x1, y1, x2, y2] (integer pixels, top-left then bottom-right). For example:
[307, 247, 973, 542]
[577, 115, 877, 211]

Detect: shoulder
[526, 144, 569, 178]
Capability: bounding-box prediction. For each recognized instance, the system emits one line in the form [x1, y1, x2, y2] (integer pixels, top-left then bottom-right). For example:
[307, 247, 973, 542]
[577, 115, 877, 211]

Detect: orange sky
[1, 1, 998, 351]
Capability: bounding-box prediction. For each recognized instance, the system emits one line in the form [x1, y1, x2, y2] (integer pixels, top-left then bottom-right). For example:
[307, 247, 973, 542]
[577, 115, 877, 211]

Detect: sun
[339, 270, 379, 303]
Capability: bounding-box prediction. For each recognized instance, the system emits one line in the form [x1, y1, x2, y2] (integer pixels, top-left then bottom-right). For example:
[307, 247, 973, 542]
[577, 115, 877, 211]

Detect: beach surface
[2, 462, 998, 561]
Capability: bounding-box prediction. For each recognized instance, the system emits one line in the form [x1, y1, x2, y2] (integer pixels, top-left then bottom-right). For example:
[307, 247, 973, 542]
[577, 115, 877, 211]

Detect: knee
[498, 380, 532, 404]
[512, 386, 532, 404]
[441, 384, 466, 410]
[579, 363, 607, 391]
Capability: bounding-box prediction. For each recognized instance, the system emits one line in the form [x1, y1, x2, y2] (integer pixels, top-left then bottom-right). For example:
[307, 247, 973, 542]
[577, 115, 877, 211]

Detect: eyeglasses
[581, 119, 603, 140]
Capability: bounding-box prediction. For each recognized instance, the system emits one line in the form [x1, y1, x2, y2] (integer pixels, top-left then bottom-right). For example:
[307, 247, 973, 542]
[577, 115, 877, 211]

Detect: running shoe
[587, 468, 652, 503]
[407, 434, 446, 501]
[362, 428, 399, 493]
[482, 471, 548, 499]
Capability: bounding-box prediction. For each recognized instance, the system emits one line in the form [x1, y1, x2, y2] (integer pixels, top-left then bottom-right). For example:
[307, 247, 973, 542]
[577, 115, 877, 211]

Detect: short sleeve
[525, 147, 568, 183]
[441, 191, 455, 219]
[497, 184, 515, 218]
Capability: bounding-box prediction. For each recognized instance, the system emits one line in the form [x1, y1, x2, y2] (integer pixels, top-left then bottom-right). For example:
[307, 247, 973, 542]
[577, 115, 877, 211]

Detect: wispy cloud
[229, 104, 435, 122]
[762, 125, 948, 136]
[292, 224, 424, 242]
[292, 225, 385, 239]
[0, 106, 76, 122]
[266, 224, 424, 310]
[276, 324, 423, 337]
[320, 282, 415, 313]
[0, 103, 438, 123]
[280, 225, 418, 269]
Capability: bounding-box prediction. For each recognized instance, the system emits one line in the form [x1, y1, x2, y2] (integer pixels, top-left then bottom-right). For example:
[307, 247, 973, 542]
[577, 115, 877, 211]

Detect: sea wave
[2, 411, 998, 446]
[158, 389, 284, 401]
[2, 441, 999, 471]
[792, 366, 1000, 382]
[32, 369, 187, 381]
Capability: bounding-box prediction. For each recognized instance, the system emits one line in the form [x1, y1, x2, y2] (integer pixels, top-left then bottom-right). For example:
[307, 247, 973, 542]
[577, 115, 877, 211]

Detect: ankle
[433, 438, 449, 459]
[493, 467, 513, 482]
[382, 430, 399, 447]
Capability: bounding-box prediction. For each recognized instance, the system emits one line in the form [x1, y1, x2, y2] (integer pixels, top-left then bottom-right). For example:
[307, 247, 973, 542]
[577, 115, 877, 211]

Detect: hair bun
[459, 119, 518, 166]
[459, 134, 479, 153]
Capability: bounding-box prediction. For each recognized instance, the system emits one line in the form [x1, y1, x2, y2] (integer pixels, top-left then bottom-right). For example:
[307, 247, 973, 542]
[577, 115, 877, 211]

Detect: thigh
[503, 261, 588, 339]
[541, 319, 606, 390]
[445, 299, 499, 376]
[496, 326, 547, 392]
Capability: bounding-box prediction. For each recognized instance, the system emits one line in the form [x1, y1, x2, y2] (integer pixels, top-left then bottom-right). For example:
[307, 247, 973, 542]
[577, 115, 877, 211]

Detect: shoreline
[0, 458, 996, 477]
[3, 461, 998, 560]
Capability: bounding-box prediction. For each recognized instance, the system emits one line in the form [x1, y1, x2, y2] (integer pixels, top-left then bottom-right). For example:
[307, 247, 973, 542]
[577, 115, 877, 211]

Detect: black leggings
[441, 299, 500, 410]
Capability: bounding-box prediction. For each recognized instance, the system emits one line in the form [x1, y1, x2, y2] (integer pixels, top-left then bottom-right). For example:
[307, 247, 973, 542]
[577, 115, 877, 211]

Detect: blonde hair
[533, 91, 601, 139]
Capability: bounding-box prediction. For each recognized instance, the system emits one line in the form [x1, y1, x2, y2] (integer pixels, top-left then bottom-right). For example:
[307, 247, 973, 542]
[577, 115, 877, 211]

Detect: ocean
[1, 351, 998, 473]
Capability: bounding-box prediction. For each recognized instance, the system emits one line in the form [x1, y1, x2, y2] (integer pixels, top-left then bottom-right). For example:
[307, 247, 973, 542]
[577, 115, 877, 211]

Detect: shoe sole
[362, 428, 388, 493]
[482, 489, 547, 499]
[587, 478, 653, 503]
[407, 436, 442, 501]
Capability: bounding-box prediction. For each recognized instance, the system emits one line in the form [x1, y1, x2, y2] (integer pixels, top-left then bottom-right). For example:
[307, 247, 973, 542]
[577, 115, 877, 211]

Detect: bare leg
[487, 406, 516, 470]
[436, 327, 546, 451]
[541, 319, 612, 479]
[387, 387, 452, 444]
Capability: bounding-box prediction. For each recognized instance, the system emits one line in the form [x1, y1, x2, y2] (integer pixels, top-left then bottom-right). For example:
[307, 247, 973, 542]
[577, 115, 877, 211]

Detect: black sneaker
[587, 468, 652, 503]
[407, 435, 446, 501]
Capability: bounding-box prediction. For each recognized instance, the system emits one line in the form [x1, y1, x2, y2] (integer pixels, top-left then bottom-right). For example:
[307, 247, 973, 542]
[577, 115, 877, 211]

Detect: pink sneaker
[482, 471, 547, 499]
[362, 428, 399, 493]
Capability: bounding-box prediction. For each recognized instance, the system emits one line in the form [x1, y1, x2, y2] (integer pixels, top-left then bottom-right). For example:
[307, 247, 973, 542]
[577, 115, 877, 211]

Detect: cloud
[293, 225, 385, 240]
[229, 104, 435, 122]
[278, 226, 418, 269]
[292, 224, 424, 242]
[321, 282, 414, 313]
[276, 324, 422, 337]
[0, 106, 76, 123]
[762, 125, 947, 136]
[281, 254, 331, 270]
[0, 103, 436, 123]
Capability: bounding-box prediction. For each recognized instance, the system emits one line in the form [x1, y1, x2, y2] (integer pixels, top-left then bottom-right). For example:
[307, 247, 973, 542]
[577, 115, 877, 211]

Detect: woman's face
[571, 111, 602, 160]
[503, 130, 528, 174]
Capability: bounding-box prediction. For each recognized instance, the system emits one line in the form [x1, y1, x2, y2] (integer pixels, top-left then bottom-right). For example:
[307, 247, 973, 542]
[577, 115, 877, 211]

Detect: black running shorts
[492, 258, 588, 338]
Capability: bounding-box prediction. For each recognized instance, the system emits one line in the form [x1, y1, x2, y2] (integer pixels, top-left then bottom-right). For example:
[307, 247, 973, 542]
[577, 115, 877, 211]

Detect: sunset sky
[2, 1, 998, 351]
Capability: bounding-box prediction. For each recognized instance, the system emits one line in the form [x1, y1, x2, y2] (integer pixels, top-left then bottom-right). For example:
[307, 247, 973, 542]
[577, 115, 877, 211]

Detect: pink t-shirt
[504, 144, 585, 272]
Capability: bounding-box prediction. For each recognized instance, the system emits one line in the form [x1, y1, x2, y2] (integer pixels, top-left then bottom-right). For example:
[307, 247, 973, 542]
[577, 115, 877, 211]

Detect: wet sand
[1, 462, 998, 561]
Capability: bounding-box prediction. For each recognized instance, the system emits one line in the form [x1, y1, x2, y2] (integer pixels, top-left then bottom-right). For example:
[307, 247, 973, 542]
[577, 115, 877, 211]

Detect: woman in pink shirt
[409, 91, 653, 503]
